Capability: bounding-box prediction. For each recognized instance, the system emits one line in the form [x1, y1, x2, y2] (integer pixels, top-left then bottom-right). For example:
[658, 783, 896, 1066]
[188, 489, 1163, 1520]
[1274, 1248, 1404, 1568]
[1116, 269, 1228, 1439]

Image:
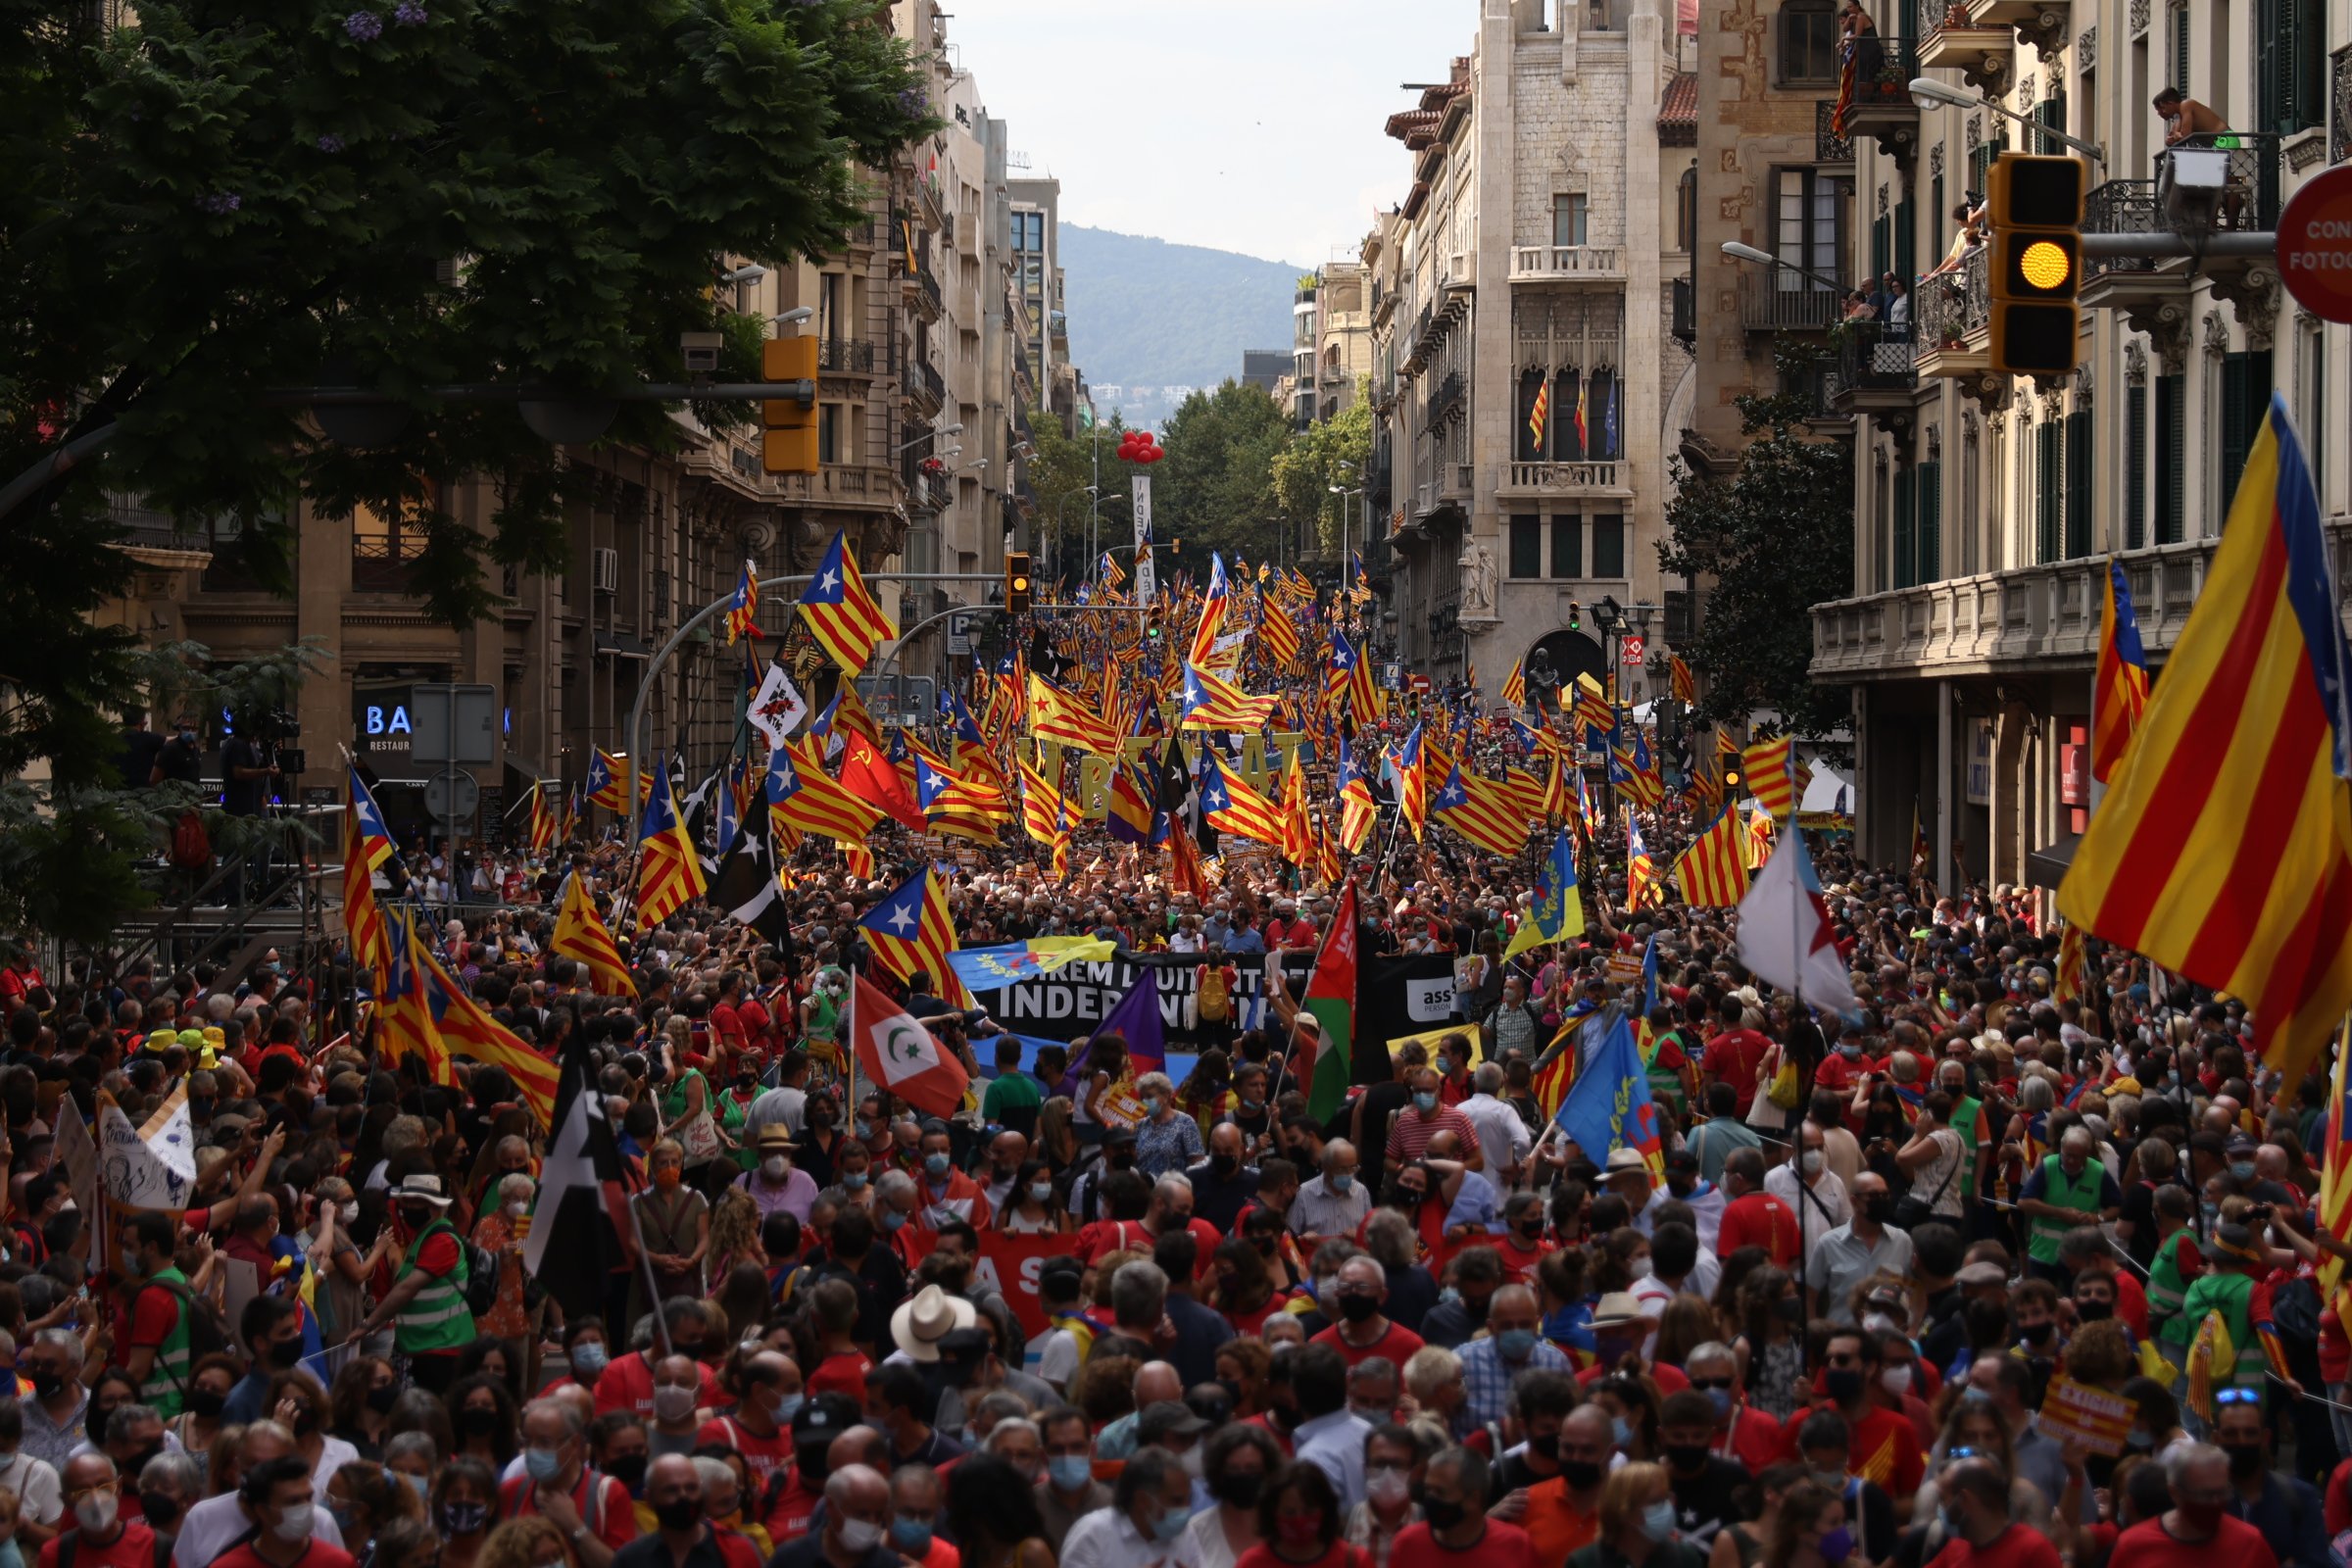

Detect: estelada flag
[851, 971, 969, 1119]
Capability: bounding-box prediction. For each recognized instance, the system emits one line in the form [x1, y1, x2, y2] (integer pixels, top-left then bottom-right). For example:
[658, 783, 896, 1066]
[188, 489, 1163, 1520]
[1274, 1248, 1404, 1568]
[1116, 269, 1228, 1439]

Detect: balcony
[352, 534, 424, 594]
[1969, 0, 2075, 53]
[1815, 101, 1854, 165]
[1827, 321, 1918, 414]
[1811, 540, 2234, 685]
[772, 465, 902, 510]
[817, 337, 880, 373]
[1839, 37, 1921, 157]
[1914, 248, 1991, 380]
[1740, 272, 1843, 332]
[105, 495, 214, 567]
[1496, 462, 1633, 498]
[902, 354, 946, 415]
[1442, 463, 1475, 500]
[1920, 19, 2013, 92]
[1508, 245, 1625, 284]
[1671, 276, 1695, 344]
[1424, 369, 1465, 429]
[2079, 178, 2170, 312]
[2078, 136, 2281, 309]
[899, 255, 943, 322]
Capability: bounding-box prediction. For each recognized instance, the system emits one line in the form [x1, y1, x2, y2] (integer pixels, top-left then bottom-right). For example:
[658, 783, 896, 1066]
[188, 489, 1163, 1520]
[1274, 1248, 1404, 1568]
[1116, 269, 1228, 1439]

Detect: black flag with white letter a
[520, 1032, 640, 1324]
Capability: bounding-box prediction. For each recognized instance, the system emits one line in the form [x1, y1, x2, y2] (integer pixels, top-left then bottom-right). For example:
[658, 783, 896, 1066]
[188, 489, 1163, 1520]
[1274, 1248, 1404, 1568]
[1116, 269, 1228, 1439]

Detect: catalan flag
[1396, 723, 1428, 841]
[2317, 1020, 2352, 1341]
[527, 780, 558, 853]
[1501, 658, 1527, 709]
[1100, 552, 1127, 590]
[1180, 661, 1279, 732]
[1575, 764, 1602, 839]
[2054, 921, 2089, 1005]
[342, 769, 397, 979]
[1669, 653, 1697, 705]
[1627, 818, 1662, 909]
[1200, 755, 1288, 846]
[2092, 557, 2151, 783]
[1570, 673, 1613, 742]
[795, 528, 897, 676]
[1029, 672, 1122, 756]
[858, 867, 975, 1007]
[1740, 734, 1800, 819]
[1256, 596, 1301, 671]
[1528, 379, 1549, 450]
[1433, 761, 1535, 856]
[1168, 805, 1211, 898]
[1049, 791, 1073, 880]
[769, 739, 886, 844]
[1191, 552, 1232, 666]
[1744, 806, 1776, 870]
[1328, 628, 1380, 723]
[916, 757, 1008, 843]
[2058, 396, 2352, 1089]
[632, 760, 706, 932]
[553, 870, 636, 998]
[375, 909, 456, 1089]
[723, 558, 760, 645]
[1019, 755, 1068, 847]
[1336, 737, 1377, 853]
[1674, 807, 1749, 907]
[1573, 371, 1589, 455]
[1610, 725, 1665, 809]
[1279, 747, 1315, 867]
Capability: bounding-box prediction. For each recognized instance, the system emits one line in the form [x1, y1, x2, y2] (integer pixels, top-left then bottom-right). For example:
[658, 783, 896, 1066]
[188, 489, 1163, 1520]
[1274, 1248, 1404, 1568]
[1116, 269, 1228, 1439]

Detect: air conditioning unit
[590, 548, 619, 595]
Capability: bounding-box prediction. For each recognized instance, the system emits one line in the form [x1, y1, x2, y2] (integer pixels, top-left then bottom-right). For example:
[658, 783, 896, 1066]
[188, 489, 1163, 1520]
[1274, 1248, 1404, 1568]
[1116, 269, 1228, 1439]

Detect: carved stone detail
[2013, 7, 2073, 55]
[1931, 142, 1946, 176]
[2212, 267, 2282, 350]
[2078, 26, 2096, 70]
[2203, 310, 2231, 357]
[1878, 182, 1890, 217]
[1961, 373, 2012, 416]
[1966, 115, 1983, 149]
[2124, 340, 2148, 384]
[2124, 300, 2190, 375]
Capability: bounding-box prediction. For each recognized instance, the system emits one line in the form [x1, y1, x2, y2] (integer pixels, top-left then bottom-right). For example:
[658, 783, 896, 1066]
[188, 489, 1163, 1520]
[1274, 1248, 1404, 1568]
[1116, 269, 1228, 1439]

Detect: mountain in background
[1058, 224, 1298, 425]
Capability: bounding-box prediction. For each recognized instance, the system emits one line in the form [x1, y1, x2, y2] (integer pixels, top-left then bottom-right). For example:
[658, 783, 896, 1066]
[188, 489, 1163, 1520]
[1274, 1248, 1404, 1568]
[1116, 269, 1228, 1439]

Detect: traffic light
[760, 336, 818, 475]
[1566, 601, 1582, 632]
[1985, 153, 2084, 378]
[1004, 552, 1033, 614]
[1145, 606, 1162, 643]
[1724, 766, 1742, 796]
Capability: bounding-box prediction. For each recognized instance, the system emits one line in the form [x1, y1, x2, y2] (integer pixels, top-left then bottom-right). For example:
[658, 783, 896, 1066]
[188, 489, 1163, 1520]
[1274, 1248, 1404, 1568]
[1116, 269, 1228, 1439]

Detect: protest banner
[969, 1232, 1074, 1341]
[2037, 1375, 2136, 1456]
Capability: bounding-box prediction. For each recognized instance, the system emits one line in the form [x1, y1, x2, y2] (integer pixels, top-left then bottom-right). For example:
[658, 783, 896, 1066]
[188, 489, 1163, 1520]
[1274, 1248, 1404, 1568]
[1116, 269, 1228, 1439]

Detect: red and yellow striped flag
[1669, 654, 1697, 705]
[1673, 808, 1749, 908]
[553, 870, 636, 998]
[1740, 734, 1800, 819]
[1501, 659, 1527, 709]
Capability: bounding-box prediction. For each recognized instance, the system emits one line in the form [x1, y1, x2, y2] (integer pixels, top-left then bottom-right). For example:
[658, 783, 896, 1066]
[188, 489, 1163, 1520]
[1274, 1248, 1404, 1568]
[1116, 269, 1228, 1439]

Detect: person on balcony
[2154, 86, 2229, 146]
[1839, 0, 1884, 85]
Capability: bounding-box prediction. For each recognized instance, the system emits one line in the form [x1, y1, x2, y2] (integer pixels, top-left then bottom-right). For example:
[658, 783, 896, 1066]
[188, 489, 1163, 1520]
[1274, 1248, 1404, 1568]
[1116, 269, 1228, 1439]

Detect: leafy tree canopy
[1656, 341, 1854, 740]
[1269, 385, 1371, 559]
[1150, 380, 1291, 564]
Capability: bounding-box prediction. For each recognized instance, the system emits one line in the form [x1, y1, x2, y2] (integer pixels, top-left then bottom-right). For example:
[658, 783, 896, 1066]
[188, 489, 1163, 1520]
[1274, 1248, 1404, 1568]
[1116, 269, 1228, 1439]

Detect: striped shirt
[1385, 1104, 1479, 1168]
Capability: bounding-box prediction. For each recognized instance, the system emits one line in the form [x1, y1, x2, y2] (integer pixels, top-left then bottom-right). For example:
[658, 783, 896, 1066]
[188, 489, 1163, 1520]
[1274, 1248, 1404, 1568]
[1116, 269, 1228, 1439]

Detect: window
[1591, 514, 1626, 578]
[1551, 515, 1583, 578]
[2036, 419, 2063, 562]
[1774, 169, 1846, 289]
[1552, 194, 1590, 247]
[1872, 212, 1890, 284]
[818, 271, 844, 344]
[2156, 372, 2185, 543]
[2304, 319, 2327, 497]
[2126, 383, 2148, 551]
[1893, 197, 1916, 286]
[2172, 3, 2190, 98]
[818, 403, 842, 466]
[1894, 466, 1918, 588]
[1780, 0, 1839, 84]
[2064, 408, 2092, 557]
[1509, 514, 1544, 579]
[2261, 0, 2325, 133]
[1929, 173, 1944, 272]
[2220, 350, 2274, 517]
[1919, 460, 1943, 581]
[2032, 94, 2070, 156]
[1677, 165, 1697, 253]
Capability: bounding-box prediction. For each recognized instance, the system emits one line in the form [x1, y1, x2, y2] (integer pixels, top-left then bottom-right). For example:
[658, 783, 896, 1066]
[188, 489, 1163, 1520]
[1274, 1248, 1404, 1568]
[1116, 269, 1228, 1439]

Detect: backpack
[140, 1276, 232, 1369]
[1198, 964, 1232, 1023]
[170, 810, 212, 871]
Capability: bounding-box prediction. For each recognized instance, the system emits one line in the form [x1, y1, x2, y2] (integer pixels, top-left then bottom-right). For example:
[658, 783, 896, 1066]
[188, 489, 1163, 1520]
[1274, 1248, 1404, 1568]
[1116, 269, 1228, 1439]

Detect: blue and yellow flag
[1504, 828, 1585, 959]
[1552, 1008, 1663, 1182]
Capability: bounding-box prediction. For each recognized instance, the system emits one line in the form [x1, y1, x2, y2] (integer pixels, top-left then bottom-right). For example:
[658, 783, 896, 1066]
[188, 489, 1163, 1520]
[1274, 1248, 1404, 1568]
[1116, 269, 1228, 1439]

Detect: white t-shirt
[0, 1449, 61, 1526]
[172, 1489, 346, 1568]
[1024, 1324, 1082, 1393]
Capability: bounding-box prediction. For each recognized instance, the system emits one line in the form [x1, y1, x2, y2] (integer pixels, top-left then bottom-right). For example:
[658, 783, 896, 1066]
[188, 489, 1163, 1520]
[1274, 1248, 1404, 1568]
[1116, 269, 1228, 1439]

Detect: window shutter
[2127, 383, 2148, 550]
[1918, 460, 1942, 581]
[1894, 466, 1917, 588]
[2037, 422, 2062, 562]
[2065, 409, 2092, 557]
[2156, 373, 2185, 543]
[1872, 214, 1890, 282]
[2221, 353, 2253, 512]
[2174, 5, 2191, 96]
[1894, 199, 1916, 285]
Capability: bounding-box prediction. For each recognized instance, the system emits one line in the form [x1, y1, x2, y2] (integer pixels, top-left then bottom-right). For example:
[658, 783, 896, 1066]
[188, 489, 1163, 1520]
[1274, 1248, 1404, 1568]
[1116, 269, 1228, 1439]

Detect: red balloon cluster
[1118, 429, 1165, 464]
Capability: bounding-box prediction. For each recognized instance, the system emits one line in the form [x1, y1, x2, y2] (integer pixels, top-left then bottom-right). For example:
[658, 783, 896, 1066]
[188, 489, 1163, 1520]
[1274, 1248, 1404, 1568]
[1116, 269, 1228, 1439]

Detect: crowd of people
[0, 760, 2343, 1568]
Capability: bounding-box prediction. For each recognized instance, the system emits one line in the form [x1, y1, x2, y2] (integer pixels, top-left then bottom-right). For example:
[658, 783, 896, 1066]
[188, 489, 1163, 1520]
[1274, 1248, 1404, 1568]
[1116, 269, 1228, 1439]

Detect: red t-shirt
[711, 1002, 749, 1051]
[1494, 1237, 1555, 1284]
[2326, 1456, 2352, 1536]
[1703, 1028, 1776, 1112]
[2104, 1515, 2278, 1568]
[767, 1476, 825, 1541]
[592, 1351, 721, 1417]
[1311, 1319, 1426, 1371]
[1924, 1523, 2064, 1568]
[1579, 1360, 1690, 1395]
[1387, 1518, 1543, 1568]
[1775, 1402, 1925, 1498]
[1238, 1543, 1367, 1568]
[1711, 1403, 1784, 1472]
[1718, 1192, 1802, 1267]
[211, 1542, 357, 1568]
[698, 1413, 795, 1496]
[1240, 1412, 1297, 1457]
[38, 1524, 169, 1568]
[126, 1281, 183, 1361]
[805, 1348, 873, 1402]
[498, 1469, 637, 1556]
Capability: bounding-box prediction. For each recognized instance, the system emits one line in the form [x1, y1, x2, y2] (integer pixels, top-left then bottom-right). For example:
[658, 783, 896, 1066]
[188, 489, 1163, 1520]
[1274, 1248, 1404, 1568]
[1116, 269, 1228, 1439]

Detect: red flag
[839, 734, 925, 830]
[851, 972, 970, 1119]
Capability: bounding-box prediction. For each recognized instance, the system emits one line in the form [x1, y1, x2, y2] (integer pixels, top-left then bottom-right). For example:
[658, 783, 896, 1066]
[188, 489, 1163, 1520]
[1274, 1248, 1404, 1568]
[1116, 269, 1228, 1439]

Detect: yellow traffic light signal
[1004, 552, 1033, 614]
[761, 336, 818, 475]
[1986, 153, 2084, 378]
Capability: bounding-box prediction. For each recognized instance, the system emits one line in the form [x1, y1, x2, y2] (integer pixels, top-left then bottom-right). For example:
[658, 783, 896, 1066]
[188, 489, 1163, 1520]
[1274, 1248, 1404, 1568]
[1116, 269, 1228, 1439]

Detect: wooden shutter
[2156, 372, 2185, 543]
[2127, 383, 2148, 551]
[1917, 460, 1942, 582]
[2065, 409, 2093, 557]
[1894, 466, 1917, 588]
[1894, 198, 1916, 285]
[2221, 354, 2253, 514]
[1872, 213, 1890, 283]
[2037, 422, 2063, 562]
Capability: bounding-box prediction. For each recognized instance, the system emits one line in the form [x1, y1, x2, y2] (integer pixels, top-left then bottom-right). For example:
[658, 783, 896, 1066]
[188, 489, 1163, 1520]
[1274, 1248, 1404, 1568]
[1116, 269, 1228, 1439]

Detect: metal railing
[818, 337, 879, 372]
[1843, 37, 1921, 114]
[1917, 248, 1988, 351]
[1829, 321, 1917, 400]
[1816, 100, 1854, 162]
[2083, 179, 2163, 277]
[906, 357, 946, 409]
[352, 534, 424, 593]
[1507, 245, 1625, 279]
[1504, 462, 1625, 491]
[1740, 271, 1844, 331]
[2160, 133, 2281, 232]
[1424, 369, 1465, 428]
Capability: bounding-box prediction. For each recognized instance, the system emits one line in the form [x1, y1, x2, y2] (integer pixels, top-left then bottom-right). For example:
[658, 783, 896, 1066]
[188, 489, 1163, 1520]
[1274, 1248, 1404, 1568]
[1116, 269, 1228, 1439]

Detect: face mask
[1496, 1328, 1538, 1362]
[1418, 1495, 1467, 1532]
[271, 1503, 314, 1544]
[2020, 1319, 2054, 1343]
[571, 1343, 609, 1378]
[118, 1247, 141, 1277]
[186, 1386, 226, 1418]
[1152, 1507, 1191, 1544]
[924, 1152, 952, 1178]
[653, 1495, 701, 1534]
[1801, 1150, 1825, 1176]
[1413, 1093, 1438, 1114]
[654, 1384, 698, 1423]
[1816, 1527, 1855, 1564]
[2224, 1442, 2265, 1480]
[1338, 1295, 1381, 1324]
[1706, 1388, 1732, 1419]
[140, 1493, 180, 1530]
[1881, 1364, 1913, 1396]
[605, 1452, 650, 1494]
[2076, 1298, 2113, 1322]
[1215, 1471, 1264, 1509]
[882, 1209, 906, 1232]
[1140, 1098, 1162, 1117]
[524, 1446, 566, 1484]
[1838, 1044, 1862, 1059]
[266, 1339, 304, 1371]
[74, 1493, 117, 1535]
[1641, 1500, 1679, 1543]
[1611, 1417, 1633, 1450]
[1049, 1455, 1093, 1492]
[1330, 1173, 1353, 1195]
[2230, 1161, 2256, 1182]
[1825, 1368, 1867, 1404]
[892, 1519, 934, 1553]
[1028, 1181, 1054, 1203]
[1277, 1514, 1324, 1548]
[440, 1500, 489, 1535]
[1211, 1153, 1240, 1178]
[837, 1519, 885, 1554]
[762, 1156, 790, 1181]
[1366, 1466, 1411, 1508]
[460, 1406, 501, 1438]
[1557, 1457, 1604, 1491]
[1958, 1386, 1993, 1406]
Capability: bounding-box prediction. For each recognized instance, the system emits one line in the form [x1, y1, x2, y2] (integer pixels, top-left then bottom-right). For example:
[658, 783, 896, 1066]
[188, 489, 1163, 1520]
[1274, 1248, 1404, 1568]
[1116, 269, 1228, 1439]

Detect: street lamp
[1908, 77, 2107, 163]
[891, 421, 962, 456]
[1720, 240, 1846, 296]
[765, 306, 813, 335]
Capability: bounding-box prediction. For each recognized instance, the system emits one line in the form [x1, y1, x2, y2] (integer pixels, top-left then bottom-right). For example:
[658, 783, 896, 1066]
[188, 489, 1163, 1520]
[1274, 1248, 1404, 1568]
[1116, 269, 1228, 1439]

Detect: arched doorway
[1519, 628, 1604, 714]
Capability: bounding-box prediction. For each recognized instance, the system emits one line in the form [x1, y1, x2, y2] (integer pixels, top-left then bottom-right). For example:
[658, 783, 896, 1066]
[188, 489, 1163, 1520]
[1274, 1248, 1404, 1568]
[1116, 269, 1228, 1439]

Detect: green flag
[1301, 879, 1360, 1122]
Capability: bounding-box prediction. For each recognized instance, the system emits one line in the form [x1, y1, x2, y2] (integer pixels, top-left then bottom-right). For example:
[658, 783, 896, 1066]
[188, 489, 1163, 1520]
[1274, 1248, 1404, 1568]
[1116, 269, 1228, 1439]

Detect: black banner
[969, 950, 1316, 1048]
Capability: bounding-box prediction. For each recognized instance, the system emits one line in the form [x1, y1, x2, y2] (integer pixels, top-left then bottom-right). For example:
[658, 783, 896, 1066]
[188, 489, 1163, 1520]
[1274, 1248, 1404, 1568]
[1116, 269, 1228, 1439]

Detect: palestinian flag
[1300, 879, 1360, 1122]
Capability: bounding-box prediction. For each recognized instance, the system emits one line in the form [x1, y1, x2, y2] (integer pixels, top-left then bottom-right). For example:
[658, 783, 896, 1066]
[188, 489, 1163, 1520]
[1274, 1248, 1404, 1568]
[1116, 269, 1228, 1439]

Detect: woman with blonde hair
[1570, 1460, 1706, 1568]
[705, 1186, 764, 1282]
[1133, 1071, 1203, 1178]
[474, 1515, 573, 1568]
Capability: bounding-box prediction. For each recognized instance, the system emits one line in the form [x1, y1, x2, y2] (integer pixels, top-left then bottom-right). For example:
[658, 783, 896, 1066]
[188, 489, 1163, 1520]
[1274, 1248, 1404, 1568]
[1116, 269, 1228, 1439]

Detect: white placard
[100, 1085, 195, 1212]
[1132, 476, 1155, 605]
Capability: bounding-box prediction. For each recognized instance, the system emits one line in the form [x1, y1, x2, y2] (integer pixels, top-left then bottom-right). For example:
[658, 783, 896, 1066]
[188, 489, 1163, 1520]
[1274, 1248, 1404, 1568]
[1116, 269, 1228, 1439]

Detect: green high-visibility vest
[2146, 1228, 2194, 1326]
[2026, 1154, 2105, 1265]
[133, 1266, 194, 1418]
[393, 1220, 473, 1354]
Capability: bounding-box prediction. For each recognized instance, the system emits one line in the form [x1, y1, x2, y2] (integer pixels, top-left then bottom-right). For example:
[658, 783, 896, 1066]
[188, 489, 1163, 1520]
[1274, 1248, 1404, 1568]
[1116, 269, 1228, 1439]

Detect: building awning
[2026, 832, 2081, 891]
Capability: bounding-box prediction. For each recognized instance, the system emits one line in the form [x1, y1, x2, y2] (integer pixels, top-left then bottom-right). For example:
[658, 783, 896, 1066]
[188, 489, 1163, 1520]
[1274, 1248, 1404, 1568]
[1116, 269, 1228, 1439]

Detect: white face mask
[1366, 1467, 1412, 1507]
[761, 1155, 790, 1181]
[1800, 1150, 1825, 1177]
[838, 1519, 885, 1553]
[74, 1494, 118, 1535]
[273, 1503, 315, 1543]
[654, 1384, 698, 1423]
[1881, 1364, 1914, 1396]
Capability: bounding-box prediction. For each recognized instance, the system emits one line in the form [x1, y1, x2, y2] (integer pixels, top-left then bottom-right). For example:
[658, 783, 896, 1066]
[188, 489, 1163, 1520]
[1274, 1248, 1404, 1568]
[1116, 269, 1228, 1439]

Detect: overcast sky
[943, 1, 1476, 268]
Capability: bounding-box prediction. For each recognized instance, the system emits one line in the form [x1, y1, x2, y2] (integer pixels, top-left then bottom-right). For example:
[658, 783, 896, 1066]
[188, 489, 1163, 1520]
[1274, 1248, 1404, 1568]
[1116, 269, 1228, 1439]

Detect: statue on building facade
[1459, 538, 1498, 619]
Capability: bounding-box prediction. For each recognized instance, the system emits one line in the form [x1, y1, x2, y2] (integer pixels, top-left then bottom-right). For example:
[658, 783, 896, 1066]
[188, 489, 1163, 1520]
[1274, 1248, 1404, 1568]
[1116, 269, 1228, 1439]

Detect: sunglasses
[2214, 1388, 2263, 1407]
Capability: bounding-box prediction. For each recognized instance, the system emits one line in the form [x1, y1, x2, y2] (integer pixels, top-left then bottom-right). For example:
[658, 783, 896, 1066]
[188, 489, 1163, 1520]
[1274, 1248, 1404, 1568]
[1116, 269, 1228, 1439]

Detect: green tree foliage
[1022, 408, 1130, 579]
[1, 0, 929, 936]
[1269, 387, 1372, 557]
[1151, 380, 1291, 564]
[1656, 342, 1854, 740]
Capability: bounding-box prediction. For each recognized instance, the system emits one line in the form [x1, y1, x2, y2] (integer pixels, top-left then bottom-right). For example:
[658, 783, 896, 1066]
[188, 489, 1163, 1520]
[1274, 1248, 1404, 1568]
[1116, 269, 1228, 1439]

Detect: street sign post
[410, 683, 497, 851]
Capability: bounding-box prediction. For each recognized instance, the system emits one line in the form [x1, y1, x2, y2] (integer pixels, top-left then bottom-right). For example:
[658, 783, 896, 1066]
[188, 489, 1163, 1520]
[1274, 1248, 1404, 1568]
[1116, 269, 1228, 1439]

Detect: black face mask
[1417, 1495, 1468, 1532]
[1250, 1236, 1278, 1258]
[186, 1387, 226, 1419]
[1863, 1197, 1897, 1226]
[1556, 1460, 1605, 1491]
[1522, 1432, 1558, 1462]
[1663, 1444, 1710, 1473]
[2020, 1319, 2055, 1343]
[129, 1443, 165, 1477]
[265, 1339, 304, 1371]
[2224, 1443, 2266, 1481]
[460, 1407, 502, 1438]
[366, 1383, 401, 1415]
[605, 1452, 650, 1493]
[28, 1371, 65, 1401]
[1337, 1295, 1381, 1324]
[2075, 1300, 2113, 1323]
[1211, 1153, 1240, 1179]
[1213, 1471, 1264, 1509]
[795, 1446, 832, 1485]
[1108, 1151, 1135, 1170]
[1825, 1368, 1867, 1404]
[654, 1496, 702, 1533]
[139, 1492, 181, 1530]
